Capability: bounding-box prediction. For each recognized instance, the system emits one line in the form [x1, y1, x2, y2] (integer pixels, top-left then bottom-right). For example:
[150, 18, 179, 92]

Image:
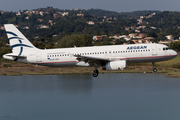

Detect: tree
[169, 41, 180, 51]
[147, 30, 158, 38]
[57, 34, 92, 48]
[0, 47, 11, 58]
[33, 41, 45, 49]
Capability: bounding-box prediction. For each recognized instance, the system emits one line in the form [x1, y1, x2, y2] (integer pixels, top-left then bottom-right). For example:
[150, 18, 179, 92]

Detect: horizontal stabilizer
[4, 53, 26, 58]
[3, 53, 26, 61]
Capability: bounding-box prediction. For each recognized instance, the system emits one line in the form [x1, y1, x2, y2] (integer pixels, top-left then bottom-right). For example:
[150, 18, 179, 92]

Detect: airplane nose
[174, 50, 178, 56]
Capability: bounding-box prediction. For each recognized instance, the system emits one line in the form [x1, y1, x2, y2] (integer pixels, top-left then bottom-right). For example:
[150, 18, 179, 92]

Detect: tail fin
[4, 24, 37, 55]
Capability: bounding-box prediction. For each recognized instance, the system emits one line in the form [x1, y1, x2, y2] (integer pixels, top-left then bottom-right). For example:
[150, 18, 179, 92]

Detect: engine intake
[102, 60, 126, 70]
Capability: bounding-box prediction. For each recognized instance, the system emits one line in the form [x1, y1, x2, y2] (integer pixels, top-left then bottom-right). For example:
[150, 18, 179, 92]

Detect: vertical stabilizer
[4, 24, 37, 55]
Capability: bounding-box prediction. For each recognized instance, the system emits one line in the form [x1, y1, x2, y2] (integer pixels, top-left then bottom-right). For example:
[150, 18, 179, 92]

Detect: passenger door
[152, 45, 157, 55]
[36, 52, 42, 62]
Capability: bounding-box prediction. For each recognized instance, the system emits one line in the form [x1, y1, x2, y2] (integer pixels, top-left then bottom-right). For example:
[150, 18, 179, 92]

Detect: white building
[87, 21, 95, 25]
[166, 35, 174, 40]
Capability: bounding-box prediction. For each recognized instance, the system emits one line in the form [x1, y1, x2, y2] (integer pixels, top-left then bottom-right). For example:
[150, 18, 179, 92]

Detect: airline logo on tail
[6, 31, 33, 56]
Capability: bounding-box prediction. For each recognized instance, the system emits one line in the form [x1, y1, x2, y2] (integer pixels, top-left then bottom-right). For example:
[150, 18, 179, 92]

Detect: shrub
[172, 63, 180, 69]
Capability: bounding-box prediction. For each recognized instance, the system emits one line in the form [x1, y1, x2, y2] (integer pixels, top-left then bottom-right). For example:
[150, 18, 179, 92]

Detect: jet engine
[102, 60, 126, 70]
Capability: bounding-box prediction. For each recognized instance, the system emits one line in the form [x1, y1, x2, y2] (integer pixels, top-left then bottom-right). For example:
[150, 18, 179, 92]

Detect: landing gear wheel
[152, 62, 157, 73]
[153, 68, 157, 73]
[92, 69, 99, 77]
[92, 72, 98, 77]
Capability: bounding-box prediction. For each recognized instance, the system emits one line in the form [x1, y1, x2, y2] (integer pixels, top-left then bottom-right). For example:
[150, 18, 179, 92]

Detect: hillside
[0, 7, 180, 51]
[85, 9, 160, 18]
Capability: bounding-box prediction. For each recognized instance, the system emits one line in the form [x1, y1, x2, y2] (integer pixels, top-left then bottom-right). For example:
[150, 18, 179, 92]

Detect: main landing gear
[92, 69, 99, 77]
[152, 62, 157, 73]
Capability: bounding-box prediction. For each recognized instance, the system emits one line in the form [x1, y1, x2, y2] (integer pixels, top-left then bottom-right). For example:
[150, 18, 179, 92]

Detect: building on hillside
[1, 11, 5, 14]
[39, 11, 44, 16]
[158, 40, 172, 45]
[0, 26, 5, 30]
[16, 12, 21, 16]
[144, 39, 151, 43]
[166, 35, 174, 40]
[62, 12, 69, 16]
[77, 14, 84, 17]
[129, 33, 137, 38]
[87, 21, 95, 25]
[137, 19, 142, 24]
[135, 30, 141, 33]
[23, 26, 29, 29]
[139, 33, 146, 38]
[25, 16, 29, 19]
[39, 25, 49, 29]
[48, 20, 53, 25]
[93, 36, 102, 41]
[144, 37, 154, 41]
[32, 11, 38, 14]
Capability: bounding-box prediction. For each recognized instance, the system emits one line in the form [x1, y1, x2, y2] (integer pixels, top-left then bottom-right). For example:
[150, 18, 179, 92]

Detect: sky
[1, 0, 180, 12]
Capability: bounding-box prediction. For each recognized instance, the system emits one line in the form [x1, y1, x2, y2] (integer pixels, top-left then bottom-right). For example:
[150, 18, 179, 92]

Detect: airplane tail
[4, 24, 37, 55]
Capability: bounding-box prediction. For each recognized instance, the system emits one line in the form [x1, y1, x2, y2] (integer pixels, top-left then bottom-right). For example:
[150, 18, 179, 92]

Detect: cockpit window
[163, 47, 171, 51]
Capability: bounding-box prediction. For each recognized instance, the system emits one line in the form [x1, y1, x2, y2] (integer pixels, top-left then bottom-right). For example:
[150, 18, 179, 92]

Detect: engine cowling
[102, 60, 126, 70]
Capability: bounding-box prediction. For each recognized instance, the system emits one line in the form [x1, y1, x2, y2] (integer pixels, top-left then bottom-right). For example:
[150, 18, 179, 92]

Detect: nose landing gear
[152, 62, 157, 73]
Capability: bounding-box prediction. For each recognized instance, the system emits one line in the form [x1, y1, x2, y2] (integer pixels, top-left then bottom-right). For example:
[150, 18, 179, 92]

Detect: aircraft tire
[153, 68, 157, 73]
[92, 71, 98, 77]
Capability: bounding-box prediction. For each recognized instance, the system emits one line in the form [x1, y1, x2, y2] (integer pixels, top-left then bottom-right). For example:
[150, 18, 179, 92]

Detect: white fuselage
[17, 43, 177, 67]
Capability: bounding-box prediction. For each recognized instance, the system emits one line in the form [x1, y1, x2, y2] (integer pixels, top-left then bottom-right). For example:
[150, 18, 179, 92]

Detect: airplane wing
[74, 55, 110, 66]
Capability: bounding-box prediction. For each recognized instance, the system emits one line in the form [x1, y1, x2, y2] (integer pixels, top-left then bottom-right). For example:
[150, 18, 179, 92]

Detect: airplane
[3, 24, 178, 77]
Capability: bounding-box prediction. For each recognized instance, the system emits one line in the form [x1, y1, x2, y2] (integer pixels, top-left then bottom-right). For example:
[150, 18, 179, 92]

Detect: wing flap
[74, 55, 109, 61]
